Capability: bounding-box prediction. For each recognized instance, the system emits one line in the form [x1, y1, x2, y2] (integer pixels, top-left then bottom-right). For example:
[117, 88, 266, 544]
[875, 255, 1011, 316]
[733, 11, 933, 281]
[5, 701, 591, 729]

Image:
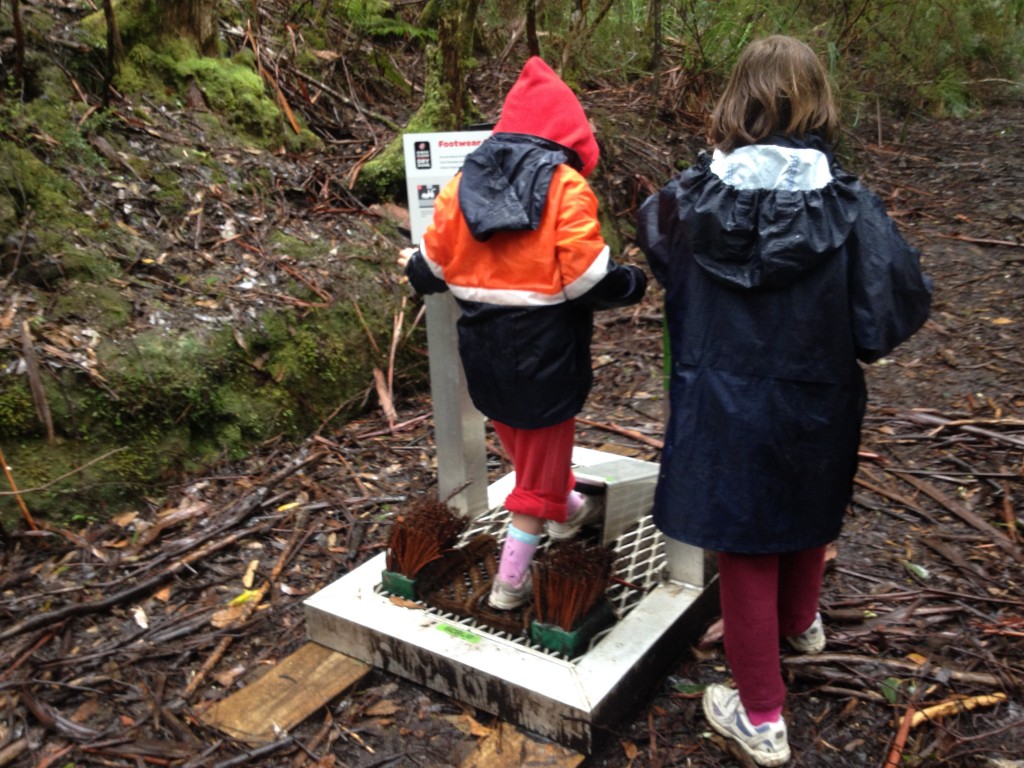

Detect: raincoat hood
[456, 57, 600, 243]
[688, 135, 861, 289]
[492, 56, 599, 177]
[458, 134, 574, 242]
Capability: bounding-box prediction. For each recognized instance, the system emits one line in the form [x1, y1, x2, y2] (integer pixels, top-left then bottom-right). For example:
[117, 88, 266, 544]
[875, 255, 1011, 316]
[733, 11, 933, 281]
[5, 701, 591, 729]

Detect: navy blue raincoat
[636, 135, 932, 553]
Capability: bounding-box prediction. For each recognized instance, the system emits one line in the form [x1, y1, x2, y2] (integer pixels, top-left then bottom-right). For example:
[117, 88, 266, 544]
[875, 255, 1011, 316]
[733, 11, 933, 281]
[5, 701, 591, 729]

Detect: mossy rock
[0, 288, 408, 526]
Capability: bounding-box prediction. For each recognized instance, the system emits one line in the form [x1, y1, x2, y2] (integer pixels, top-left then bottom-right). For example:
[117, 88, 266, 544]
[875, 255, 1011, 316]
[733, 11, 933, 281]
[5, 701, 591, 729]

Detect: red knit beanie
[492, 56, 600, 177]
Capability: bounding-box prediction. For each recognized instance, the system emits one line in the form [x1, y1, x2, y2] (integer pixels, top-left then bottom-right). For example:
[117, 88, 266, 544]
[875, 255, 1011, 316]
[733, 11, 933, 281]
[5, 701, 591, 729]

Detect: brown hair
[708, 35, 838, 153]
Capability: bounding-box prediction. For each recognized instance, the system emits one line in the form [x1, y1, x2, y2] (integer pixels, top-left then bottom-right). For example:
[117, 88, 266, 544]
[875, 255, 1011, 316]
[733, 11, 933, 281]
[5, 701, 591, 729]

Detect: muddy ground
[1, 32, 1023, 768]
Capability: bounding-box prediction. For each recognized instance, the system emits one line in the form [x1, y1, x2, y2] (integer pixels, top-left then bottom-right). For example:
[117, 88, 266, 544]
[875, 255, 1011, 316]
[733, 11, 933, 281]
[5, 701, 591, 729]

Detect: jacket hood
[458, 134, 573, 242]
[492, 56, 599, 177]
[689, 137, 861, 289]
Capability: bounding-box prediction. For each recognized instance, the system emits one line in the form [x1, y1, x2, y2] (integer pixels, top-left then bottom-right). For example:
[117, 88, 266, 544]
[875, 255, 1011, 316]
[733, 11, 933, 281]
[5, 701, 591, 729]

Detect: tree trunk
[11, 0, 26, 97]
[420, 0, 481, 129]
[648, 0, 661, 115]
[560, 0, 615, 79]
[156, 0, 219, 57]
[101, 0, 125, 107]
[526, 0, 540, 57]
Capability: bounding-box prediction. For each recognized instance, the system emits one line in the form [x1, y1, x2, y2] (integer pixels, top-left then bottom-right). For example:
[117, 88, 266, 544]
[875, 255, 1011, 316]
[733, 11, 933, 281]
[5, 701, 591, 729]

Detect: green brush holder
[530, 599, 616, 657]
[381, 569, 418, 600]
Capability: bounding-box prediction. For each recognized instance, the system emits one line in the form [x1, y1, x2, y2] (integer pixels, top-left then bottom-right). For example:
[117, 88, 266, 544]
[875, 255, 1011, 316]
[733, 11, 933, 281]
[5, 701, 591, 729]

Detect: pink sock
[497, 524, 541, 586]
[747, 705, 783, 726]
[566, 490, 585, 519]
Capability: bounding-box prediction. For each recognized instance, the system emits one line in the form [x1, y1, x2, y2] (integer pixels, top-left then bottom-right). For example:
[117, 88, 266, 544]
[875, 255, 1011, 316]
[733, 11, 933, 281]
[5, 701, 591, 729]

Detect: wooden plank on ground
[200, 641, 370, 744]
[460, 720, 585, 768]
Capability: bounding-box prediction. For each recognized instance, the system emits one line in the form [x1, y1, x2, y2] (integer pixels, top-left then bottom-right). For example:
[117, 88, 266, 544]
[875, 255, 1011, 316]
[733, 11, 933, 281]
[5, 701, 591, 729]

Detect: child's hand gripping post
[398, 246, 417, 270]
[397, 246, 417, 284]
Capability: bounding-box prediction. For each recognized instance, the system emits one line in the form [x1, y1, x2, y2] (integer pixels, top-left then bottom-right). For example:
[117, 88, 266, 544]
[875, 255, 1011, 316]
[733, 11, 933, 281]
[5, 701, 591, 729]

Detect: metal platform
[303, 448, 714, 753]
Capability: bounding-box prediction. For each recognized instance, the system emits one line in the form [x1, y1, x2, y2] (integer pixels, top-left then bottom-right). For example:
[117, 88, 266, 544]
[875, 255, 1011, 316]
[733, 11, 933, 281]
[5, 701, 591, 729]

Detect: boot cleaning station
[303, 132, 715, 753]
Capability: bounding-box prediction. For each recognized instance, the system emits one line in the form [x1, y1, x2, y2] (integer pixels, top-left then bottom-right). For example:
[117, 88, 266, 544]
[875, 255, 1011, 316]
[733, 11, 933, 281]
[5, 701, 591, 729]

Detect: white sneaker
[488, 572, 533, 610]
[547, 494, 604, 540]
[702, 683, 791, 766]
[785, 613, 825, 655]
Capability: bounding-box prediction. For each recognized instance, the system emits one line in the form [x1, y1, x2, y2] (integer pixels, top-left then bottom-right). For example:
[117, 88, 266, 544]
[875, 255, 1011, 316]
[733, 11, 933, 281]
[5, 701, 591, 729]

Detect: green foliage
[832, 0, 1024, 116]
[119, 41, 303, 146]
[330, 0, 435, 41]
[51, 283, 132, 328]
[0, 283, 401, 521]
[0, 380, 36, 437]
[470, 0, 1022, 122]
[650, 0, 1024, 119]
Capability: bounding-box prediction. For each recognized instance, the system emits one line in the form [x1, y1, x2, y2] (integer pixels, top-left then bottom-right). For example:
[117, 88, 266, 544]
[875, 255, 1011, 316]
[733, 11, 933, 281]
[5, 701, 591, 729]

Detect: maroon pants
[718, 546, 827, 712]
[492, 419, 576, 523]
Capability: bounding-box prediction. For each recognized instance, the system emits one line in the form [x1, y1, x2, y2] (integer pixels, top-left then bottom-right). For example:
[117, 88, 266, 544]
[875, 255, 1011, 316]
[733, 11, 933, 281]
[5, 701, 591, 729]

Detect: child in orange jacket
[400, 57, 646, 609]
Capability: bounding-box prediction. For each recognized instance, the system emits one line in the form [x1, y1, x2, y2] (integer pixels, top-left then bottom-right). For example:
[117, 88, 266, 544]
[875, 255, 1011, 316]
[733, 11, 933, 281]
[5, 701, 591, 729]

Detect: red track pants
[717, 546, 827, 712]
[492, 418, 576, 523]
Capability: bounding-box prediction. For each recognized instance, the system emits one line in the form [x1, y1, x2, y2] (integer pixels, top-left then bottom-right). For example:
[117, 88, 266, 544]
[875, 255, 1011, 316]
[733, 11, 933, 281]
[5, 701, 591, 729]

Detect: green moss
[61, 244, 124, 281]
[179, 57, 282, 137]
[117, 40, 320, 151]
[0, 380, 37, 437]
[0, 436, 168, 524]
[0, 143, 82, 226]
[0, 190, 16, 236]
[51, 283, 132, 328]
[82, 0, 162, 52]
[253, 303, 377, 414]
[150, 169, 192, 217]
[1, 268, 409, 523]
[267, 231, 330, 264]
[355, 44, 478, 202]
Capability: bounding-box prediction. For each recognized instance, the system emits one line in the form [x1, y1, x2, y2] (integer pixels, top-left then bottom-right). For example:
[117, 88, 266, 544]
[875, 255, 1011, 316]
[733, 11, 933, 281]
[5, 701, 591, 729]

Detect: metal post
[424, 293, 489, 518]
[662, 538, 709, 589]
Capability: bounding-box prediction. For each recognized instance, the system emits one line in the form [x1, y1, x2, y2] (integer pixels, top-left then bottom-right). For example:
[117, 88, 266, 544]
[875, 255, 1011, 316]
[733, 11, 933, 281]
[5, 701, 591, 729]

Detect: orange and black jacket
[405, 133, 647, 429]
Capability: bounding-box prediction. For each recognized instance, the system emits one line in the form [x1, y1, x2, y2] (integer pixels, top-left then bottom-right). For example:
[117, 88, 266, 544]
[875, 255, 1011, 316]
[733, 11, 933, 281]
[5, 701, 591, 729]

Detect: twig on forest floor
[784, 653, 1003, 688]
[884, 704, 916, 768]
[576, 417, 664, 449]
[899, 410, 1024, 449]
[938, 232, 1024, 249]
[889, 469, 1022, 563]
[910, 693, 1007, 728]
[0, 455, 324, 643]
[0, 443, 37, 531]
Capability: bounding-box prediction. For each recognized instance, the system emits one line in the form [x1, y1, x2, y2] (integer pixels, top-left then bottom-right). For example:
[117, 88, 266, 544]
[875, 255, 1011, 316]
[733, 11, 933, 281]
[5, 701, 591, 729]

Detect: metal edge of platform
[303, 550, 709, 752]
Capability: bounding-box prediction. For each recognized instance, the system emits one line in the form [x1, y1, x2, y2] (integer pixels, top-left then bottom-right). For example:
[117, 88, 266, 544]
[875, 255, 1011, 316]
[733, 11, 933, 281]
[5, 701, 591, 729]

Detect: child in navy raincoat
[636, 36, 931, 766]
[400, 57, 647, 611]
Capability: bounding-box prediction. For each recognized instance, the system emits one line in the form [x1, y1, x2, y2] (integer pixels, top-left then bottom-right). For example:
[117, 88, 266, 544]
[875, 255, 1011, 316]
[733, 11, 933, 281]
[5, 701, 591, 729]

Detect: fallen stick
[0, 626, 61, 683]
[784, 653, 1003, 687]
[0, 737, 29, 767]
[854, 473, 942, 526]
[207, 736, 296, 768]
[817, 685, 886, 703]
[576, 417, 664, 449]
[889, 470, 1023, 563]
[0, 516, 273, 642]
[910, 693, 1007, 728]
[937, 232, 1024, 249]
[900, 410, 1024, 449]
[0, 444, 38, 531]
[128, 452, 324, 578]
[884, 704, 916, 768]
